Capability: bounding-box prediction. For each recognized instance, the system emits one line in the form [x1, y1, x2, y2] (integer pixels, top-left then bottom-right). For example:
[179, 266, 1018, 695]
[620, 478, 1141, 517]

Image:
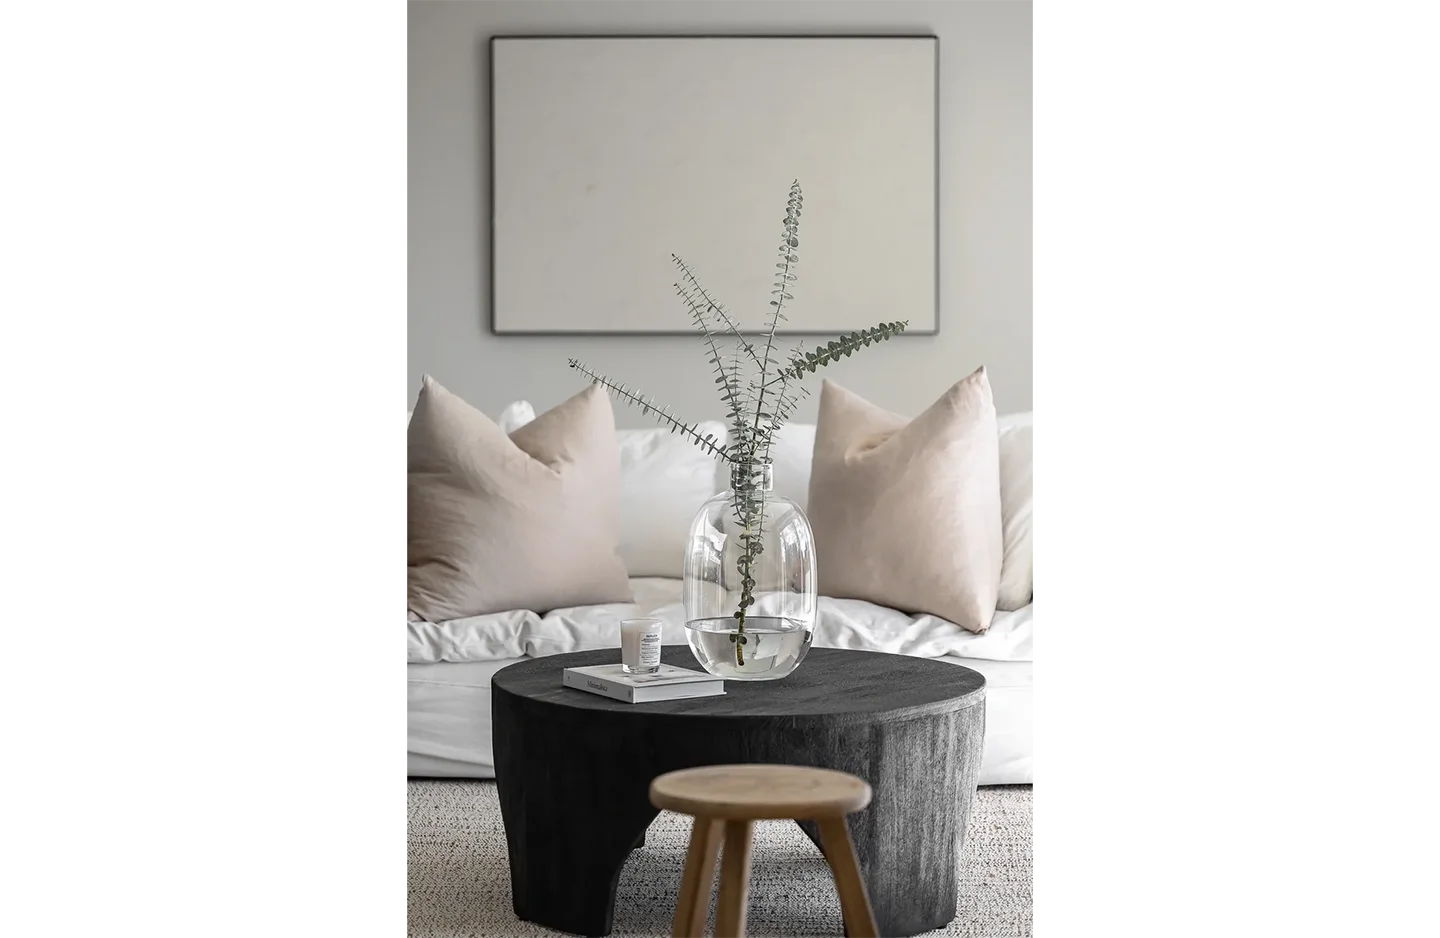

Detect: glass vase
[682, 462, 817, 681]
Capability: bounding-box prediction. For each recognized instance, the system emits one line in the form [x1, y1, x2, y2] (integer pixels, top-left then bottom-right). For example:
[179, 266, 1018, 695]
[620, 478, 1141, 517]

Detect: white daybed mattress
[407, 579, 1033, 785]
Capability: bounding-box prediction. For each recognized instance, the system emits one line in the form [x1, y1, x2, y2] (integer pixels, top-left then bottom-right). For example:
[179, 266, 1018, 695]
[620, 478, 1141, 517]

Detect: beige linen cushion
[407, 376, 632, 621]
[807, 368, 1003, 633]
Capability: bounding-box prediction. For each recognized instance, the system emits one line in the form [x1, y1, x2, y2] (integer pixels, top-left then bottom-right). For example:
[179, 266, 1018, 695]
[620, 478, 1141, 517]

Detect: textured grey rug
[408, 780, 1032, 937]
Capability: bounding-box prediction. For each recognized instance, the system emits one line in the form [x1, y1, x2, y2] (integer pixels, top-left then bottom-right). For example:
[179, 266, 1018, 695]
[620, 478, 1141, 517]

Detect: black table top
[493, 645, 986, 723]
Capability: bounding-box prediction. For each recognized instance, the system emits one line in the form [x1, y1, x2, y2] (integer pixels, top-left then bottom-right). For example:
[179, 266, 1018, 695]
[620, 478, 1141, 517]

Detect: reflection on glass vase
[683, 462, 817, 681]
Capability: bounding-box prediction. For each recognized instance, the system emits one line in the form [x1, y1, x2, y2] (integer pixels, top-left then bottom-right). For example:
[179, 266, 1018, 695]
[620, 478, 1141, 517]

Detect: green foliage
[780, 321, 910, 380]
[566, 182, 907, 666]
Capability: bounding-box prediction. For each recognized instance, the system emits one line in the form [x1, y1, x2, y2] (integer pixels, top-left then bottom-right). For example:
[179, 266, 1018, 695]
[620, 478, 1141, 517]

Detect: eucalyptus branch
[731, 181, 804, 662]
[567, 358, 730, 461]
[725, 337, 755, 464]
[671, 254, 762, 366]
[745, 181, 803, 448]
[767, 380, 809, 438]
[779, 321, 909, 381]
[675, 281, 745, 413]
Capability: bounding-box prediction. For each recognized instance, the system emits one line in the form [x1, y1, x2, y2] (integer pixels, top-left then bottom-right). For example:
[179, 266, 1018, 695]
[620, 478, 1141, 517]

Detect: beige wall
[409, 0, 1031, 424]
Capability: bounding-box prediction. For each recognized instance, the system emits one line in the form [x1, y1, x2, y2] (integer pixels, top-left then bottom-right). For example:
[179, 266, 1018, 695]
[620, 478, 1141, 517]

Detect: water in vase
[685, 616, 812, 681]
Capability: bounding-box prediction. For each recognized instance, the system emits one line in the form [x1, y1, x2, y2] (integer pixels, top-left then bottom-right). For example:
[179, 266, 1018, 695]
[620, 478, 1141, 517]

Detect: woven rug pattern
[408, 780, 1031, 937]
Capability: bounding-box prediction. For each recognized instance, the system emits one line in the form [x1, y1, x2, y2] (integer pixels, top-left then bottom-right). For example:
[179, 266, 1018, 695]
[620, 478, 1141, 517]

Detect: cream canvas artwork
[490, 36, 938, 334]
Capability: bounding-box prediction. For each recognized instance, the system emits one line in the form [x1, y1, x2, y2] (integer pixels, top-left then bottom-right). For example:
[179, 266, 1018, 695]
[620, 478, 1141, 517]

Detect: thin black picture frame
[488, 34, 940, 337]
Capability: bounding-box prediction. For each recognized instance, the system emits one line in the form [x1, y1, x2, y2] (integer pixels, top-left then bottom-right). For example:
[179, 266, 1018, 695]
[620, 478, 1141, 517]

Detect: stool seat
[651, 764, 879, 937]
[650, 764, 873, 820]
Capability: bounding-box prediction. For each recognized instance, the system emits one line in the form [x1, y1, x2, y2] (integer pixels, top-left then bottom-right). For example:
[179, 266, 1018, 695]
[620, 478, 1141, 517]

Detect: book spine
[633, 684, 724, 703]
[563, 670, 635, 703]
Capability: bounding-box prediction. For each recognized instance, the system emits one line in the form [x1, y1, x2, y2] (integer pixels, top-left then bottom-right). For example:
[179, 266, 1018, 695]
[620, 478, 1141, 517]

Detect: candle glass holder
[621, 617, 663, 674]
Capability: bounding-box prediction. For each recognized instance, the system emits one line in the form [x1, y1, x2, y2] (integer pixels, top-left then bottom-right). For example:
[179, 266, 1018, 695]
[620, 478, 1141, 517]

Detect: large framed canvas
[490, 36, 938, 335]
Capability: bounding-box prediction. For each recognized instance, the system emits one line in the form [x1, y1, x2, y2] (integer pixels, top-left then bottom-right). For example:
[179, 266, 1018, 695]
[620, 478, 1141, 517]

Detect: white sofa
[407, 406, 1033, 785]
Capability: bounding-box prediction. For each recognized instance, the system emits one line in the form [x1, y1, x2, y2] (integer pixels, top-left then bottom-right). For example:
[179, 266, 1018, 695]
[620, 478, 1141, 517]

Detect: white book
[562, 663, 725, 704]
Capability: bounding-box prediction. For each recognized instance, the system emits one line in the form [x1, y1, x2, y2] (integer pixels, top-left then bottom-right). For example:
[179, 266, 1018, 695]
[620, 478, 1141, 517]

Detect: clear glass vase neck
[729, 460, 775, 493]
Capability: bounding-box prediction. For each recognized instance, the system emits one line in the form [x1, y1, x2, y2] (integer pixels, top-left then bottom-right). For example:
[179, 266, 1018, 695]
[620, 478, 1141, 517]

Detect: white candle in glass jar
[621, 617, 663, 674]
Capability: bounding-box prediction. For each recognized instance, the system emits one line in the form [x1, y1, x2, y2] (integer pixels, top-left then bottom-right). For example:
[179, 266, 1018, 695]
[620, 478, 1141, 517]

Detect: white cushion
[998, 410, 1031, 433]
[614, 421, 727, 576]
[497, 400, 535, 434]
[997, 412, 1033, 610]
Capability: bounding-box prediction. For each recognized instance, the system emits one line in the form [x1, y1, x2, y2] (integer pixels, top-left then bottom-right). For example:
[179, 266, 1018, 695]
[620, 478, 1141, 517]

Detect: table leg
[497, 793, 655, 936]
[793, 702, 985, 936]
[494, 696, 659, 936]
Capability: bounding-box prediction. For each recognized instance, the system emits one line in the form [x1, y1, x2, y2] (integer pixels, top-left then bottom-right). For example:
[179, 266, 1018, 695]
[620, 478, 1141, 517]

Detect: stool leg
[713, 820, 755, 937]
[818, 816, 879, 938]
[673, 816, 724, 938]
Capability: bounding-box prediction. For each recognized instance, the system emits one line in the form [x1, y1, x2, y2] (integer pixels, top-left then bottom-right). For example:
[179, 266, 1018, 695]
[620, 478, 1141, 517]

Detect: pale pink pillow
[807, 368, 1003, 633]
[407, 377, 632, 621]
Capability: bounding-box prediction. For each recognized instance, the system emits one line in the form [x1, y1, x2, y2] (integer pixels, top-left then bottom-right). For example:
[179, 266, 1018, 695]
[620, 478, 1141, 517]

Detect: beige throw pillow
[408, 377, 632, 621]
[807, 369, 1003, 633]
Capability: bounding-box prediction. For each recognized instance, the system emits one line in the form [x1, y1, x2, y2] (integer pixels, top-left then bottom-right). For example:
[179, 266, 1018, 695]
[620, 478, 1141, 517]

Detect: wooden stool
[650, 764, 880, 938]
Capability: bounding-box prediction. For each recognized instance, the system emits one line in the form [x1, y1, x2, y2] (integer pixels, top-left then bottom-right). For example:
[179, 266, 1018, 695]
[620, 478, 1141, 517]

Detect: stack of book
[562, 663, 725, 703]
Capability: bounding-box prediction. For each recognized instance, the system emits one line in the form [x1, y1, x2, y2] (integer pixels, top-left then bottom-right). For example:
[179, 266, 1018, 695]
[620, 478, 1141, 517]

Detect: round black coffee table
[492, 646, 986, 937]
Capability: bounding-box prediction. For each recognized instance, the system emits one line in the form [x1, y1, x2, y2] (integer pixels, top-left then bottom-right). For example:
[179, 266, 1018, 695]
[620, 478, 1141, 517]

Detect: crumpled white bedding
[406, 654, 1032, 785]
[408, 578, 1033, 664]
